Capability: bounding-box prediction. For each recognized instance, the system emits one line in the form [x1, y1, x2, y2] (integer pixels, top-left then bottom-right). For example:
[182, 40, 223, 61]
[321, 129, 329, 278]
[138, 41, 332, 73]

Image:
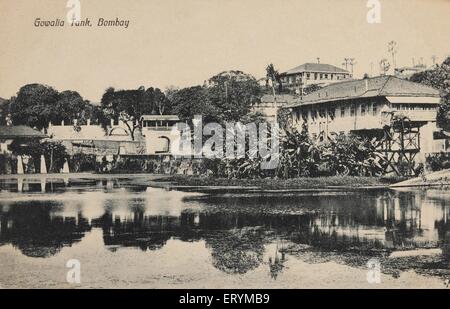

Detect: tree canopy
[410, 56, 450, 131]
[99, 86, 172, 140]
[170, 70, 262, 124]
[5, 83, 97, 130]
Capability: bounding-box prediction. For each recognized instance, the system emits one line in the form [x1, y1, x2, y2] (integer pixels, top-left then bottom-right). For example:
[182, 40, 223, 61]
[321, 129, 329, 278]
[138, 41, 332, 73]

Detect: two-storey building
[280, 62, 352, 93]
[288, 75, 445, 162]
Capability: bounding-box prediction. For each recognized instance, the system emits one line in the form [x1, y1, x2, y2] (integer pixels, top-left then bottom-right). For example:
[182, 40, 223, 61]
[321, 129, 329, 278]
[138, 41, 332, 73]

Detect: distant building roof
[0, 126, 47, 139]
[283, 63, 349, 75]
[141, 115, 180, 121]
[289, 75, 440, 107]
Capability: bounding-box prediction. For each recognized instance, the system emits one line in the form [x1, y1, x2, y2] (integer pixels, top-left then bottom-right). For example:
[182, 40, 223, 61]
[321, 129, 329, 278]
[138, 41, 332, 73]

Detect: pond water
[0, 177, 449, 288]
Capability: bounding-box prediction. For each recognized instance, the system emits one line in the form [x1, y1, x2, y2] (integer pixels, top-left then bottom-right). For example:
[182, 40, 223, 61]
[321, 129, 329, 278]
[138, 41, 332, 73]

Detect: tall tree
[53, 90, 87, 124]
[145, 87, 172, 115]
[6, 84, 96, 130]
[171, 86, 220, 123]
[100, 87, 147, 140]
[207, 70, 261, 122]
[9, 84, 59, 130]
[410, 56, 450, 131]
[265, 64, 282, 96]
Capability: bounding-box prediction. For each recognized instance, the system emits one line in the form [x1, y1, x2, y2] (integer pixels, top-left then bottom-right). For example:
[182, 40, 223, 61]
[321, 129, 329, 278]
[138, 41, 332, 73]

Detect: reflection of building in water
[1, 189, 449, 266]
[0, 202, 90, 257]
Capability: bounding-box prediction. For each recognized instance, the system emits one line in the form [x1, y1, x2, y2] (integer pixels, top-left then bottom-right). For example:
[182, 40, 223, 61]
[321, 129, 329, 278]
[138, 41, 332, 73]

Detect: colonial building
[141, 115, 180, 155]
[47, 115, 181, 156]
[280, 62, 352, 93]
[288, 75, 445, 164]
[0, 125, 47, 154]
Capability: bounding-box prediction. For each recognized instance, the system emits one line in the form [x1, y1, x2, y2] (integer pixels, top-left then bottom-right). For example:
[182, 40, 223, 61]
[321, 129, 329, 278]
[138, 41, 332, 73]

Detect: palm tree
[266, 64, 282, 98]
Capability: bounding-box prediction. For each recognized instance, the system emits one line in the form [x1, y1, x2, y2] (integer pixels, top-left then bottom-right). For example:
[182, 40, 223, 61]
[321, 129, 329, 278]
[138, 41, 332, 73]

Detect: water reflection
[0, 181, 449, 278]
[0, 202, 90, 257]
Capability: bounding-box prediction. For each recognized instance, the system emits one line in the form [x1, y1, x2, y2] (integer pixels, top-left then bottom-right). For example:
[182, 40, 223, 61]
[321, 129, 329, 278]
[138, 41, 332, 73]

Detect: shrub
[9, 139, 68, 173]
[426, 152, 450, 171]
[70, 153, 97, 172]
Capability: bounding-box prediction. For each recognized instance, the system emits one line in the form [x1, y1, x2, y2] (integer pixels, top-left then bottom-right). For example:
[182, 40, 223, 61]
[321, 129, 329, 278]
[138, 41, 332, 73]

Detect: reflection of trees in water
[0, 202, 90, 257]
[94, 212, 177, 251]
[1, 189, 449, 272]
[204, 228, 266, 274]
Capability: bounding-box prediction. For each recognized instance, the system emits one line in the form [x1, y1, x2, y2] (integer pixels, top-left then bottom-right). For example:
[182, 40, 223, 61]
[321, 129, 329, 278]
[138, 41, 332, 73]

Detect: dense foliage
[410, 56, 450, 131]
[9, 139, 68, 173]
[278, 124, 386, 178]
[100, 86, 171, 140]
[426, 152, 450, 172]
[3, 84, 101, 131]
[171, 71, 262, 124]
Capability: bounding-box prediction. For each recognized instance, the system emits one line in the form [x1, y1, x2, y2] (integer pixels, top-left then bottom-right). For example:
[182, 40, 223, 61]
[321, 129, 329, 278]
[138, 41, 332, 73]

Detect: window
[314, 73, 318, 80]
[306, 73, 310, 80]
[361, 104, 366, 116]
[325, 74, 328, 79]
[372, 104, 377, 116]
[331, 74, 334, 80]
[350, 105, 356, 116]
[320, 74, 323, 79]
[340, 106, 345, 117]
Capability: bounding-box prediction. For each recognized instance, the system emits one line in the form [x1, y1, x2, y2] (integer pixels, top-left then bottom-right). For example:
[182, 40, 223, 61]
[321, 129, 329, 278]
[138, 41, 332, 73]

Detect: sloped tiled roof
[288, 76, 440, 107]
[283, 63, 349, 75]
[0, 126, 47, 138]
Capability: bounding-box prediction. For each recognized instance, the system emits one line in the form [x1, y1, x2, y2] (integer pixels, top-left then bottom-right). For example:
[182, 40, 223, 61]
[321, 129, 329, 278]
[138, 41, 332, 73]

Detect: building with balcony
[288, 75, 446, 163]
[280, 62, 352, 93]
[46, 115, 181, 156]
[141, 115, 180, 155]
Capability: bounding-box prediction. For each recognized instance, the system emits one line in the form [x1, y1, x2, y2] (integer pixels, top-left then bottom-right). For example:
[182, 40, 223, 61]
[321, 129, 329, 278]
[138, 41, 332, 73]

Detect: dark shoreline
[151, 175, 406, 191]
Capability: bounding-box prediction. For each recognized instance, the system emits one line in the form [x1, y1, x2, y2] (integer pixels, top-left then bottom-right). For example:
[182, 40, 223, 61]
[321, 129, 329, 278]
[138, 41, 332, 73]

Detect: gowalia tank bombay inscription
[34, 17, 130, 28]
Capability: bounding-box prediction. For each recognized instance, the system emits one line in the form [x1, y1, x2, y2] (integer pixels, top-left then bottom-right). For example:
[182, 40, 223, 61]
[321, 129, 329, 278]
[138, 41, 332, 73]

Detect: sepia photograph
[0, 0, 449, 299]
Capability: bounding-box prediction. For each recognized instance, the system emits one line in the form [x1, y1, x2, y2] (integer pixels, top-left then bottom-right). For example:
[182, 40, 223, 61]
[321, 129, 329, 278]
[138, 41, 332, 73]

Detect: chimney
[365, 79, 369, 92]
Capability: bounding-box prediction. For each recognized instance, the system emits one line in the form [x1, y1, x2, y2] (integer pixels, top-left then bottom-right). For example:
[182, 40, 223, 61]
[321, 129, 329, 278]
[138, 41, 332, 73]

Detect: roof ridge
[378, 75, 392, 95]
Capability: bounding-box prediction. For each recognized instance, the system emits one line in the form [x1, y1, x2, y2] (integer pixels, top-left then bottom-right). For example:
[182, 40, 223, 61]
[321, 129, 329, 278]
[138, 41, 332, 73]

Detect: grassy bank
[156, 175, 407, 189]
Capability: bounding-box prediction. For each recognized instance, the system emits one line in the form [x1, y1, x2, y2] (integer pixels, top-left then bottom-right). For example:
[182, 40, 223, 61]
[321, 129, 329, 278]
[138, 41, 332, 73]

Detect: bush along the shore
[426, 152, 450, 171]
[203, 124, 389, 179]
[8, 139, 69, 173]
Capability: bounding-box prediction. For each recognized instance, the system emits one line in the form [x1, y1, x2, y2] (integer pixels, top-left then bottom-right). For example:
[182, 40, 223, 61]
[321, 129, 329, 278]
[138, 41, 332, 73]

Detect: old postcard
[0, 0, 449, 296]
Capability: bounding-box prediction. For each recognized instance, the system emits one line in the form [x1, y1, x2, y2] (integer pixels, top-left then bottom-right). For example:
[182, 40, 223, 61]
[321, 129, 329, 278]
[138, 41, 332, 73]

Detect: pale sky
[0, 0, 449, 102]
